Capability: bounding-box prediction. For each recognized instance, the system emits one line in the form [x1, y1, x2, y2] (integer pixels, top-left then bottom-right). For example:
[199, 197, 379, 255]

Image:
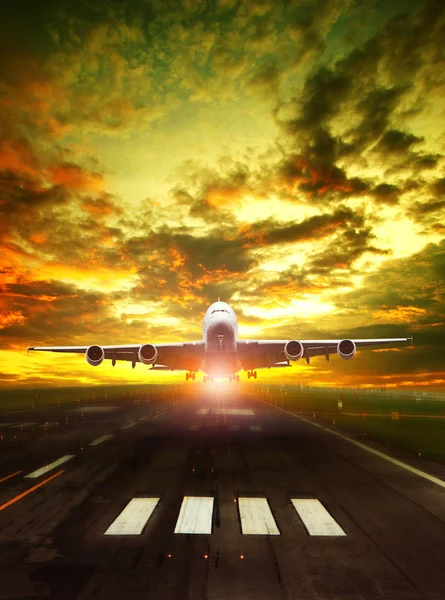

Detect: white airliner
[28, 300, 413, 382]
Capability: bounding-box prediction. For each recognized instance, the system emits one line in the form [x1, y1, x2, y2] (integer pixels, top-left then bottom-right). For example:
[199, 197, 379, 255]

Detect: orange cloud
[0, 311, 26, 329]
[371, 306, 427, 323]
[29, 233, 47, 245]
[49, 163, 105, 192]
[0, 139, 40, 179]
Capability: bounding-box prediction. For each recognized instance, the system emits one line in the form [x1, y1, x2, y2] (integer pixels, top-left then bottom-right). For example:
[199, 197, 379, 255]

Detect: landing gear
[247, 370, 257, 380]
[186, 371, 196, 381]
[203, 376, 213, 383]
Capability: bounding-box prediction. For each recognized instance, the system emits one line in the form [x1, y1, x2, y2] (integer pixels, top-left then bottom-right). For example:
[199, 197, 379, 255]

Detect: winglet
[217, 296, 220, 302]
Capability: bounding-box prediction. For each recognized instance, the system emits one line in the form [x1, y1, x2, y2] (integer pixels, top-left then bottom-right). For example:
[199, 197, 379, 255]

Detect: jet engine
[337, 339, 356, 360]
[284, 340, 304, 362]
[138, 343, 158, 365]
[86, 345, 105, 366]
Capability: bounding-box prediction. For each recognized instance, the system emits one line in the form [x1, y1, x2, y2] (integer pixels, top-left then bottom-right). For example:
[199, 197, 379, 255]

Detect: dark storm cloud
[407, 176, 445, 231]
[243, 206, 360, 244]
[309, 225, 391, 272]
[410, 200, 445, 217]
[370, 183, 401, 205]
[432, 177, 445, 197]
[340, 240, 445, 316]
[274, 1, 445, 204]
[0, 276, 169, 348]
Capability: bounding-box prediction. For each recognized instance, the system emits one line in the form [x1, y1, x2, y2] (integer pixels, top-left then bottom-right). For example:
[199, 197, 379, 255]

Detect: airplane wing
[28, 342, 205, 372]
[237, 337, 413, 370]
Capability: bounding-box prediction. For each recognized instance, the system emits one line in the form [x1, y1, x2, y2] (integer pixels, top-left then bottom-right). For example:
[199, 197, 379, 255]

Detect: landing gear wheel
[191, 372, 196, 381]
[253, 371, 257, 379]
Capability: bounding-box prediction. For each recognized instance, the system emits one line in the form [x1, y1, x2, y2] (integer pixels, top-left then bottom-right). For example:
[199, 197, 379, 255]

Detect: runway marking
[249, 425, 262, 432]
[174, 496, 214, 534]
[238, 497, 280, 535]
[89, 434, 114, 446]
[25, 455, 75, 479]
[120, 421, 137, 430]
[189, 424, 199, 431]
[262, 400, 445, 491]
[229, 424, 240, 431]
[0, 470, 64, 512]
[152, 408, 172, 420]
[291, 499, 346, 536]
[197, 408, 210, 415]
[104, 498, 160, 535]
[215, 409, 255, 416]
[0, 470, 22, 484]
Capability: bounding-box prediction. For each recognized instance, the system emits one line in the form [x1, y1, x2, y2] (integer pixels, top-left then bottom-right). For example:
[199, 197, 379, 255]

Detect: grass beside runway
[0, 383, 183, 412]
[250, 384, 445, 464]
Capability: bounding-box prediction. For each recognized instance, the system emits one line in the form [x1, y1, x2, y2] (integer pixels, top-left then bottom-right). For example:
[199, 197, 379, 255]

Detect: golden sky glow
[0, 0, 444, 389]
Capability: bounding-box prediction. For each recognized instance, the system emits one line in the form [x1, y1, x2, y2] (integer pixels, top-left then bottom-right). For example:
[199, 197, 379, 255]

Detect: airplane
[28, 300, 413, 382]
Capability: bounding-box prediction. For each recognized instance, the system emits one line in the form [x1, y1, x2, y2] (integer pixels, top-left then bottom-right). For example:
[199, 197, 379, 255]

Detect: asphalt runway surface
[1, 386, 445, 599]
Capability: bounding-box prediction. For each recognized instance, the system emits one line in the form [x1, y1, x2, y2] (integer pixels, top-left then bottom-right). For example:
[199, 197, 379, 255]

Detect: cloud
[240, 206, 361, 245]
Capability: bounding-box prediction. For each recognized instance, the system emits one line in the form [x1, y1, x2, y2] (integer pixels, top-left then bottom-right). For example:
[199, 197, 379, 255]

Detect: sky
[0, 0, 444, 389]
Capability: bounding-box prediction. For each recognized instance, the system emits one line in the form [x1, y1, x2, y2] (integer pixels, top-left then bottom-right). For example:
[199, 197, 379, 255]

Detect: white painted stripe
[174, 496, 214, 534]
[249, 425, 262, 432]
[229, 424, 240, 431]
[120, 421, 137, 430]
[25, 455, 75, 479]
[291, 499, 346, 536]
[104, 498, 159, 535]
[262, 400, 445, 491]
[238, 497, 280, 535]
[89, 434, 114, 446]
[197, 408, 210, 415]
[215, 409, 254, 416]
[189, 424, 199, 431]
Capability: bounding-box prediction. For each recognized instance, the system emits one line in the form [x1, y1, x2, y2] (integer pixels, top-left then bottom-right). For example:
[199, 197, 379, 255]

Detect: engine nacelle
[86, 345, 104, 366]
[284, 340, 304, 362]
[337, 339, 356, 360]
[138, 343, 158, 365]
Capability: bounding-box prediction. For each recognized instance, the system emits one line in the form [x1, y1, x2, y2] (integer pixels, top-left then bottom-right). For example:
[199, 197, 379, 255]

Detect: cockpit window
[211, 309, 230, 314]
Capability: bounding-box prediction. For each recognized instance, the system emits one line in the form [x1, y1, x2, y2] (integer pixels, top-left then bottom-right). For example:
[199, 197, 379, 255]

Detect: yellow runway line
[0, 469, 64, 512]
[0, 470, 22, 484]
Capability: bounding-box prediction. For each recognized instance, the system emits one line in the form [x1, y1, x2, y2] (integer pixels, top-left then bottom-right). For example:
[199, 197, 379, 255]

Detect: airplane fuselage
[202, 301, 239, 376]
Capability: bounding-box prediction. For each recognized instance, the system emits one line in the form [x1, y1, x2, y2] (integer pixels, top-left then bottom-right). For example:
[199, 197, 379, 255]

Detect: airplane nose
[208, 316, 230, 334]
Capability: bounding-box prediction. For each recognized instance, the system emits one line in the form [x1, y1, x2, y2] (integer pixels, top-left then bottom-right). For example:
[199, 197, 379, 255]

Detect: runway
[1, 387, 445, 599]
